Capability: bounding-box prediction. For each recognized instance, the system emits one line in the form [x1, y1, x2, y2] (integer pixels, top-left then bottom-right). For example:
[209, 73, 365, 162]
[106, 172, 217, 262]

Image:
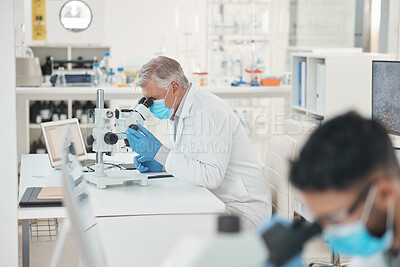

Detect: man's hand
[126, 125, 162, 159]
[133, 155, 163, 173]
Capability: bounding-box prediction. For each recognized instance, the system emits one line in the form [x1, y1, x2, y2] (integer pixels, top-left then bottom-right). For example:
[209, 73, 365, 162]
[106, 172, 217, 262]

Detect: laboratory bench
[18, 153, 225, 267]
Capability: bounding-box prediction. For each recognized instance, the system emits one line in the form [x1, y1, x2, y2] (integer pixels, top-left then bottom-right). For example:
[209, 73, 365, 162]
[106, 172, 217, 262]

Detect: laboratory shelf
[16, 85, 290, 98]
[29, 124, 41, 129]
[291, 106, 324, 118]
[29, 123, 96, 129]
[210, 38, 271, 45]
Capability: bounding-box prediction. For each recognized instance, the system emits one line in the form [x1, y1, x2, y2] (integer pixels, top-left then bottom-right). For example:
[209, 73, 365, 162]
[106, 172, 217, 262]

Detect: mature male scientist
[290, 112, 400, 266]
[126, 56, 271, 230]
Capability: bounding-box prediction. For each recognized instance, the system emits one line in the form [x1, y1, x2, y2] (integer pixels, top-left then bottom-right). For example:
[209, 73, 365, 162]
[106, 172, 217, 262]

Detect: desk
[19, 154, 225, 267]
[98, 214, 219, 266]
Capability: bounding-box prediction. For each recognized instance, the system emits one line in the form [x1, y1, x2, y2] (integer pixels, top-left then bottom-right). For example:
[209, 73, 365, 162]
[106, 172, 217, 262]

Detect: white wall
[0, 0, 19, 266]
[20, 0, 207, 73]
[386, 0, 400, 58]
[295, 0, 356, 47]
[24, 0, 105, 45]
[103, 0, 206, 73]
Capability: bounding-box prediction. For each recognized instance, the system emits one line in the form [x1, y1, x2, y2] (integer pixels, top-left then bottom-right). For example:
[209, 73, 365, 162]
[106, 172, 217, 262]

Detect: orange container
[261, 78, 280, 86]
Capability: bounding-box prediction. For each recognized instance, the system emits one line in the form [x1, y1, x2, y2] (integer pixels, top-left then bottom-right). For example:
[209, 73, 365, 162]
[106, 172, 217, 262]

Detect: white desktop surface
[18, 154, 225, 219]
[97, 214, 219, 267]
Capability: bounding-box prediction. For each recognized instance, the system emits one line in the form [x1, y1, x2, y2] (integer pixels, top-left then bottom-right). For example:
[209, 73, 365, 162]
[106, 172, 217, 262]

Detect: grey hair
[135, 56, 189, 90]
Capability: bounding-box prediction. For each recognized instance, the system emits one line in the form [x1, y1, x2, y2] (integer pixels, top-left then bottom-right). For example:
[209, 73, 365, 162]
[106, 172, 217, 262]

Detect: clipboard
[19, 187, 63, 207]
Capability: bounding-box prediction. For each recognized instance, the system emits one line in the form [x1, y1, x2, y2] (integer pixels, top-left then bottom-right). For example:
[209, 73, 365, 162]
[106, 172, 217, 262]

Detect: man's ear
[375, 177, 397, 211]
[170, 81, 181, 96]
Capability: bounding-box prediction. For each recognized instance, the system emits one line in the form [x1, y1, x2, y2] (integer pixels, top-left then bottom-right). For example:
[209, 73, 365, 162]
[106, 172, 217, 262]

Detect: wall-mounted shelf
[16, 85, 291, 98]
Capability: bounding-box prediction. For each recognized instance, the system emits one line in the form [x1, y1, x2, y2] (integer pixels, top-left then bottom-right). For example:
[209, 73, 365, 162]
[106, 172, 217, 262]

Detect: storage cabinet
[291, 52, 394, 121]
[29, 45, 110, 73]
[27, 100, 109, 154]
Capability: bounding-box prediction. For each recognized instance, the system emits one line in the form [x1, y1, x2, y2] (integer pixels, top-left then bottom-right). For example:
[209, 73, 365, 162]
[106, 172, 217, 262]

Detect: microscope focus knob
[87, 135, 95, 146]
[129, 124, 139, 131]
[104, 132, 119, 145]
[106, 110, 114, 119]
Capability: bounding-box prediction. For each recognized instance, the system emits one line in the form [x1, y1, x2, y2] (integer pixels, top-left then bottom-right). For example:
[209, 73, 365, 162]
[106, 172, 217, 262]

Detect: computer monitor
[41, 118, 88, 168]
[372, 61, 400, 136]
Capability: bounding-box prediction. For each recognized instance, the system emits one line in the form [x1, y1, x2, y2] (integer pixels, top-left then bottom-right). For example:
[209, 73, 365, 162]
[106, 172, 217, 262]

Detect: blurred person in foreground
[290, 112, 400, 266]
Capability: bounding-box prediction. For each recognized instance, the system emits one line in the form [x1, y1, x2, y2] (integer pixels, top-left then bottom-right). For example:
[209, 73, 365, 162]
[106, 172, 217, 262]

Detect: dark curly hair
[290, 112, 400, 190]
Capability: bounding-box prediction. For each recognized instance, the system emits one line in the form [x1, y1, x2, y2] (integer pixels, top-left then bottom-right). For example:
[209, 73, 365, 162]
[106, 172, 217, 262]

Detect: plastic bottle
[59, 101, 68, 120]
[49, 101, 57, 121]
[211, 42, 223, 85]
[91, 62, 103, 86]
[99, 52, 112, 76]
[73, 101, 83, 122]
[56, 66, 67, 87]
[107, 71, 117, 86]
[84, 101, 95, 123]
[30, 101, 41, 123]
[116, 67, 126, 87]
[231, 48, 243, 78]
[40, 101, 50, 122]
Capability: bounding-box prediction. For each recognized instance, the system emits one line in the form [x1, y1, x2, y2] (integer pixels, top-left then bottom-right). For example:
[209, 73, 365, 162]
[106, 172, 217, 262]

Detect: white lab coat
[164, 85, 271, 230]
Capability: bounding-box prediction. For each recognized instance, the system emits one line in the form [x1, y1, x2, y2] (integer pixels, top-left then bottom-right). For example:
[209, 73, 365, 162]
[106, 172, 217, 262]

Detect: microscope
[162, 215, 322, 267]
[85, 89, 154, 189]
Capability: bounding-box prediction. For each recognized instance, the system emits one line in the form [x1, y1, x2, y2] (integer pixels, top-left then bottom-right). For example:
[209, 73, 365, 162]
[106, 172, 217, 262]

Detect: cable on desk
[84, 162, 123, 172]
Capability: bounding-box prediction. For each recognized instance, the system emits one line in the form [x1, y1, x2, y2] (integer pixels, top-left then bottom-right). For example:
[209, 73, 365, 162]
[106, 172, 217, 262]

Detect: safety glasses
[314, 183, 373, 225]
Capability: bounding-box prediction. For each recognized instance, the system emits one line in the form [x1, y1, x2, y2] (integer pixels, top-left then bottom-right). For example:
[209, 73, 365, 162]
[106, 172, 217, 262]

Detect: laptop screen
[41, 119, 87, 166]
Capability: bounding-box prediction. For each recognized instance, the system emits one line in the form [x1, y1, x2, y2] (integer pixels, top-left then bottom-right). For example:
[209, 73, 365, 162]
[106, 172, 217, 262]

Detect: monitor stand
[390, 134, 400, 149]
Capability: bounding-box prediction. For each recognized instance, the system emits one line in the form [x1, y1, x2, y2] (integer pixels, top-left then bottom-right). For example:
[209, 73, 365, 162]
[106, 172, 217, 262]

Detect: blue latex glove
[133, 155, 163, 173]
[257, 216, 304, 267]
[126, 125, 162, 159]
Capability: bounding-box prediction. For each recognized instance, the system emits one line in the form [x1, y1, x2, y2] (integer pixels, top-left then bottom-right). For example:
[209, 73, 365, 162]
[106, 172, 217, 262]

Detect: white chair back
[285, 119, 318, 221]
[264, 134, 297, 220]
[285, 119, 317, 152]
[264, 119, 318, 220]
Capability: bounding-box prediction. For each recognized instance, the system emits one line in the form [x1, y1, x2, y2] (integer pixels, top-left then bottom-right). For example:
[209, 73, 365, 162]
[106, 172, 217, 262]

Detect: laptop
[41, 118, 95, 168]
[60, 137, 107, 267]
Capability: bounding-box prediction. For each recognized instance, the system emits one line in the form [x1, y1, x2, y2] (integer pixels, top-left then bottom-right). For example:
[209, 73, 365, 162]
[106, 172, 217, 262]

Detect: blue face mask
[150, 87, 176, 120]
[323, 187, 394, 257]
